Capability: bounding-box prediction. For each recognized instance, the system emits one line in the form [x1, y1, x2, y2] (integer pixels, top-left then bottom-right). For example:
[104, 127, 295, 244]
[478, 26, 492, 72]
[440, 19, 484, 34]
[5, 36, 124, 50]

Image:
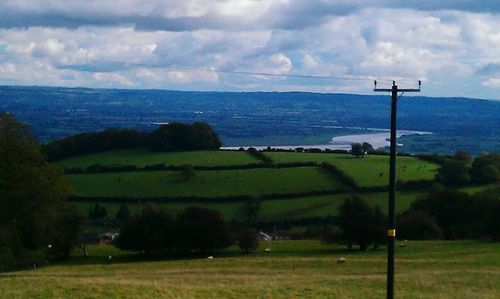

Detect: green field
[265, 152, 439, 187]
[56, 149, 261, 168]
[68, 167, 344, 198]
[74, 191, 424, 221]
[1, 240, 498, 298]
[58, 149, 478, 224]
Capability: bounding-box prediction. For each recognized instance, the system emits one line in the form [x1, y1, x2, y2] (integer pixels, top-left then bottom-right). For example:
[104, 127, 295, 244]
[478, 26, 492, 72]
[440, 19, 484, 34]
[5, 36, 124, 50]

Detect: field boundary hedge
[68, 188, 353, 204]
[319, 162, 359, 189]
[63, 161, 319, 174]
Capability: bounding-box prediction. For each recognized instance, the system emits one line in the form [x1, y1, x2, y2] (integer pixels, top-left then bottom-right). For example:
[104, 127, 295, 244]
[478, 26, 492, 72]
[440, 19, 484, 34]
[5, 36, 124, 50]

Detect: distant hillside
[0, 86, 498, 154]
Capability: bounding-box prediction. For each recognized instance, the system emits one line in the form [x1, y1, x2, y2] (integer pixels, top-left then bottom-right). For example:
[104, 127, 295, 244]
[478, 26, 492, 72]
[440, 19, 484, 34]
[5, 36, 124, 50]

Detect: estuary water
[222, 130, 432, 151]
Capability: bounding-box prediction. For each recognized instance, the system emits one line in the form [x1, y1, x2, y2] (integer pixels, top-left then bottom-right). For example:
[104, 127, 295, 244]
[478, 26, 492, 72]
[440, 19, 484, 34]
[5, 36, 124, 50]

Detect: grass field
[68, 167, 344, 198]
[56, 149, 261, 168]
[1, 240, 498, 298]
[73, 191, 425, 221]
[265, 152, 439, 187]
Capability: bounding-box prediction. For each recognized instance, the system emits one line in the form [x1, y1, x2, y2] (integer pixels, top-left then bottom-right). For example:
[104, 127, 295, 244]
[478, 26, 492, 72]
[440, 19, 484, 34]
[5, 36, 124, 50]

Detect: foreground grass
[1, 241, 498, 298]
[68, 167, 345, 198]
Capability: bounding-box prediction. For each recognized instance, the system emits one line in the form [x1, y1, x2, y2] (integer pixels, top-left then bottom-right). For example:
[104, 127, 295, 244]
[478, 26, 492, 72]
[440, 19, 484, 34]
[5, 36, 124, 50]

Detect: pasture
[73, 191, 425, 221]
[67, 166, 344, 198]
[56, 149, 261, 168]
[1, 240, 498, 298]
[265, 152, 439, 187]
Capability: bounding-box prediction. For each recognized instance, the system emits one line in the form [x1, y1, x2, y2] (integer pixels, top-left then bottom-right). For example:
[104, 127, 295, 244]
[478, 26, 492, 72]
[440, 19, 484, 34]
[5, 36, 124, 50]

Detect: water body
[222, 130, 432, 151]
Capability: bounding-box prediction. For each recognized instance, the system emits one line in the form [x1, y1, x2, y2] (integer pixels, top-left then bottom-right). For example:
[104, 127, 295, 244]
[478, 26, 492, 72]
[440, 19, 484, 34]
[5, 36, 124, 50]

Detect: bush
[398, 210, 443, 240]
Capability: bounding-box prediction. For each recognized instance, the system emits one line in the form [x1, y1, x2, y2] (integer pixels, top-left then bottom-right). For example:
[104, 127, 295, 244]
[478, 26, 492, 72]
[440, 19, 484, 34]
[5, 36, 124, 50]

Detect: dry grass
[1, 241, 499, 298]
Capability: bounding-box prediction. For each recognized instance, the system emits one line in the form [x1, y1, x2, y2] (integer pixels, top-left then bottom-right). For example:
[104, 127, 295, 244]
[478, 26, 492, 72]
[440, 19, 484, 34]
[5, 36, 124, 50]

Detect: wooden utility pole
[374, 80, 421, 299]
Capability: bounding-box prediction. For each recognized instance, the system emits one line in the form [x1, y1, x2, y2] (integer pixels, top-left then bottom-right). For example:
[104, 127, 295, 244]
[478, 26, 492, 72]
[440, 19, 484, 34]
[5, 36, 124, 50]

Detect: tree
[50, 206, 85, 258]
[149, 122, 221, 152]
[370, 205, 387, 250]
[409, 189, 475, 239]
[398, 210, 443, 240]
[238, 198, 261, 253]
[437, 160, 470, 186]
[115, 204, 131, 225]
[88, 203, 107, 220]
[176, 206, 231, 253]
[180, 164, 196, 181]
[402, 188, 500, 241]
[453, 150, 471, 164]
[116, 204, 175, 255]
[470, 153, 500, 183]
[43, 129, 148, 161]
[0, 112, 78, 266]
[237, 229, 259, 254]
[362, 142, 374, 154]
[335, 196, 386, 251]
[350, 143, 364, 158]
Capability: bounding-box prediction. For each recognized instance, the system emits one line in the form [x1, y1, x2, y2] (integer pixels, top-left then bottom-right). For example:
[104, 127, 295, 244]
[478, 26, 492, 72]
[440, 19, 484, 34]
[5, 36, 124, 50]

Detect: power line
[80, 59, 421, 83]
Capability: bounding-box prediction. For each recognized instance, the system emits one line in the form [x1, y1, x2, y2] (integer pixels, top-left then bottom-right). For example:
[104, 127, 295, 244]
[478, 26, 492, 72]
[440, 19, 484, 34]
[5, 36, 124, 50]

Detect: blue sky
[0, 0, 499, 99]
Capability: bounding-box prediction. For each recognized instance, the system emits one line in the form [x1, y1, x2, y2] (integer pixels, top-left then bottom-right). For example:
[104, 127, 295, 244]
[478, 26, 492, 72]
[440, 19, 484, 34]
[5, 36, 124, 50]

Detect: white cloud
[0, 1, 498, 99]
[482, 78, 500, 88]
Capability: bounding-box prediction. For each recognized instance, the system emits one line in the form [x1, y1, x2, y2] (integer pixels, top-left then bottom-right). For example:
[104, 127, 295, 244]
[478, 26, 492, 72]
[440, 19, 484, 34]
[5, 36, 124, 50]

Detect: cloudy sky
[0, 0, 499, 99]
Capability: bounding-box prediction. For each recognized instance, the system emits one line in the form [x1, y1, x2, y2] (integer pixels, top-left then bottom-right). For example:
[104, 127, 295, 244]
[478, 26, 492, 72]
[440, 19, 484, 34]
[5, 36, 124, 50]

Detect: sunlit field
[1, 240, 498, 298]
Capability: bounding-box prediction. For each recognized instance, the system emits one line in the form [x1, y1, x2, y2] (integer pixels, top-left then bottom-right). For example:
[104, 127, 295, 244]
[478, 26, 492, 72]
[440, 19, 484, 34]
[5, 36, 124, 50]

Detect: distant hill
[0, 85, 498, 154]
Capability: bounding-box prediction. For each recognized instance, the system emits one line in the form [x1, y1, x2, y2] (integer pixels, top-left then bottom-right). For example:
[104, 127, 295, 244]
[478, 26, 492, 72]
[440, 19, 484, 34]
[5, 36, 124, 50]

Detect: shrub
[398, 210, 443, 240]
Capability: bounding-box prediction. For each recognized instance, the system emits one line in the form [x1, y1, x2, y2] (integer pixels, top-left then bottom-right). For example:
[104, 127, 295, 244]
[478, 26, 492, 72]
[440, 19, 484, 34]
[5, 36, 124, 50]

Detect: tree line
[437, 150, 499, 186]
[43, 122, 221, 161]
[116, 201, 260, 255]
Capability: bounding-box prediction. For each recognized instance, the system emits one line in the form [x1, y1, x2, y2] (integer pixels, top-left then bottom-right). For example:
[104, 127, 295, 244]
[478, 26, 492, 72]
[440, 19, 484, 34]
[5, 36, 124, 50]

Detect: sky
[0, 0, 499, 99]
